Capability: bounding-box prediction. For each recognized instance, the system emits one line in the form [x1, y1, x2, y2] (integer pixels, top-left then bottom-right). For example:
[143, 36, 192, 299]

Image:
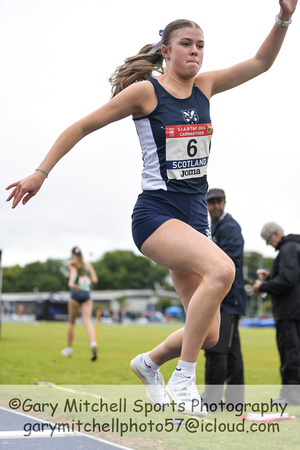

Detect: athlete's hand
[6, 172, 46, 208]
[69, 285, 79, 290]
[279, 0, 298, 18]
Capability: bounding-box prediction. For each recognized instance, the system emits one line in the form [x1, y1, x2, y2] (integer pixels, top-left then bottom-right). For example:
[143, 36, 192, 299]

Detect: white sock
[143, 353, 160, 371]
[173, 360, 196, 378]
[66, 347, 72, 353]
[90, 341, 97, 348]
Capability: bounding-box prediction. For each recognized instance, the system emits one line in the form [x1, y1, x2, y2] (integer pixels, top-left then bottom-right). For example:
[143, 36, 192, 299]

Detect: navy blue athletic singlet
[134, 77, 213, 194]
[131, 77, 213, 251]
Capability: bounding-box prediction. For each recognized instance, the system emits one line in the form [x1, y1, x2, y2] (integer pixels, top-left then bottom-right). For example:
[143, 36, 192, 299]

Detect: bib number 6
[187, 139, 197, 157]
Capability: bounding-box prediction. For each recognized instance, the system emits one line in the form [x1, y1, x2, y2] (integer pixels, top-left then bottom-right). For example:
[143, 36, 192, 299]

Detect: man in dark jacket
[252, 222, 300, 405]
[202, 188, 246, 407]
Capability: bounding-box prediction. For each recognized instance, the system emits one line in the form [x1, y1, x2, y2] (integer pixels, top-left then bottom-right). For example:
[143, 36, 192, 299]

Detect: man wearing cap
[202, 188, 246, 408]
[252, 222, 300, 405]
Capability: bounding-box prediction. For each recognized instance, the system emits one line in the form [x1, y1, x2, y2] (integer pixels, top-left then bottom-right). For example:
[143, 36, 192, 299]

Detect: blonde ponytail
[70, 247, 85, 274]
[109, 44, 164, 97]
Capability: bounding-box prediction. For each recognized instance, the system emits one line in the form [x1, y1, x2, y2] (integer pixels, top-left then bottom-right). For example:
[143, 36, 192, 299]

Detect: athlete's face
[208, 198, 225, 222]
[162, 27, 204, 79]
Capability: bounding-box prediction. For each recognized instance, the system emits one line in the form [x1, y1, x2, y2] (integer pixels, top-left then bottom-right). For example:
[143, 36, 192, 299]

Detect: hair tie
[150, 29, 164, 54]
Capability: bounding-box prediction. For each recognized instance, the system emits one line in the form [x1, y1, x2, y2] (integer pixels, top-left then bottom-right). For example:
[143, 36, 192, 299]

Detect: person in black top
[252, 222, 300, 405]
[202, 188, 246, 408]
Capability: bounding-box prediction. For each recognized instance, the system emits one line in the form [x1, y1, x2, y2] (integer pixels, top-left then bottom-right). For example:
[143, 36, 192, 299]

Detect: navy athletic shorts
[70, 290, 90, 304]
[131, 189, 210, 251]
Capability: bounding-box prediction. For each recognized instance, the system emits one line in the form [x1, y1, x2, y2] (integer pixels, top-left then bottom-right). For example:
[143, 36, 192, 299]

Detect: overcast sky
[1, 0, 299, 268]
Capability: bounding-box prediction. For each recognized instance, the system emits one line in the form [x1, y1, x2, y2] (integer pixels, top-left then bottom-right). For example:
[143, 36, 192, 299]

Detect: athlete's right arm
[6, 81, 155, 209]
[68, 264, 78, 290]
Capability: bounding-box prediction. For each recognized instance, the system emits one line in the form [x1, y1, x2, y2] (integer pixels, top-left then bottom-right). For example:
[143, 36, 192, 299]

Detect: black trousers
[276, 319, 300, 403]
[202, 314, 244, 406]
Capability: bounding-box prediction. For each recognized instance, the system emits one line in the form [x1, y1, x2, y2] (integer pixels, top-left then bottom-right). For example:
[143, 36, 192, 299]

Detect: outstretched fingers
[5, 183, 18, 201]
[5, 182, 24, 208]
[6, 174, 44, 208]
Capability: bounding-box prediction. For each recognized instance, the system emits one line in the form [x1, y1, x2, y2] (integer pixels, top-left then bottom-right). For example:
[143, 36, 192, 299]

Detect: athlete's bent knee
[214, 260, 235, 294]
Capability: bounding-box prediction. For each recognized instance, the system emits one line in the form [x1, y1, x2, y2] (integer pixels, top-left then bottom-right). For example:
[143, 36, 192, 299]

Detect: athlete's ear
[161, 44, 170, 60]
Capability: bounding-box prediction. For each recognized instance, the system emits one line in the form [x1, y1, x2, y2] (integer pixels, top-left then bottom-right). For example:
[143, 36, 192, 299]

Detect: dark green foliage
[2, 251, 170, 293]
[3, 260, 69, 293]
[93, 250, 169, 290]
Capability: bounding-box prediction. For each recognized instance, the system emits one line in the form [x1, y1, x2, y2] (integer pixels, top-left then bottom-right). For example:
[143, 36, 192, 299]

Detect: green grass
[0, 321, 280, 385]
[1, 322, 299, 450]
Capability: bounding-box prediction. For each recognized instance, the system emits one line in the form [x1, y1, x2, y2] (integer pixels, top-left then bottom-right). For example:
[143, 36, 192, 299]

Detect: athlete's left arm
[68, 264, 78, 290]
[197, 0, 297, 98]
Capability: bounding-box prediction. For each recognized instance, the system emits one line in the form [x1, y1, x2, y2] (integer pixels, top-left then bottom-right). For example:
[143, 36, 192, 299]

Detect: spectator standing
[203, 188, 246, 407]
[252, 222, 300, 405]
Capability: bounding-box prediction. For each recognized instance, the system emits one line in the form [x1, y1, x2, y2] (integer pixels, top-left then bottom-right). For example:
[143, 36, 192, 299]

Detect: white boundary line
[0, 430, 74, 440]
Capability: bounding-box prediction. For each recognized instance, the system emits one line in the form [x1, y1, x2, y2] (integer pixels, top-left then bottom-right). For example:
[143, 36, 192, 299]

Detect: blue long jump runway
[0, 407, 132, 450]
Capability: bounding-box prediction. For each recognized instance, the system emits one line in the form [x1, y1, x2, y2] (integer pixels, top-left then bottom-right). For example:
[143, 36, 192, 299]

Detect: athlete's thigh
[68, 299, 80, 323]
[80, 299, 93, 320]
[141, 218, 230, 277]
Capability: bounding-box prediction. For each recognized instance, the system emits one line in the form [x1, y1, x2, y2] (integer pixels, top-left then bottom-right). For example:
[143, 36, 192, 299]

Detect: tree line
[2, 250, 274, 293]
[2, 250, 170, 293]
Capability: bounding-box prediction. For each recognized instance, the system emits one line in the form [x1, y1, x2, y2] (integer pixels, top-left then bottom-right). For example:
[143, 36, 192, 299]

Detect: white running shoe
[166, 374, 207, 417]
[130, 354, 170, 408]
[61, 347, 72, 357]
[91, 345, 98, 361]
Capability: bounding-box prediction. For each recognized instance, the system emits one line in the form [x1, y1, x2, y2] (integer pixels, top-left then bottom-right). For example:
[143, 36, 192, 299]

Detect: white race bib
[78, 275, 91, 291]
[165, 123, 213, 180]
